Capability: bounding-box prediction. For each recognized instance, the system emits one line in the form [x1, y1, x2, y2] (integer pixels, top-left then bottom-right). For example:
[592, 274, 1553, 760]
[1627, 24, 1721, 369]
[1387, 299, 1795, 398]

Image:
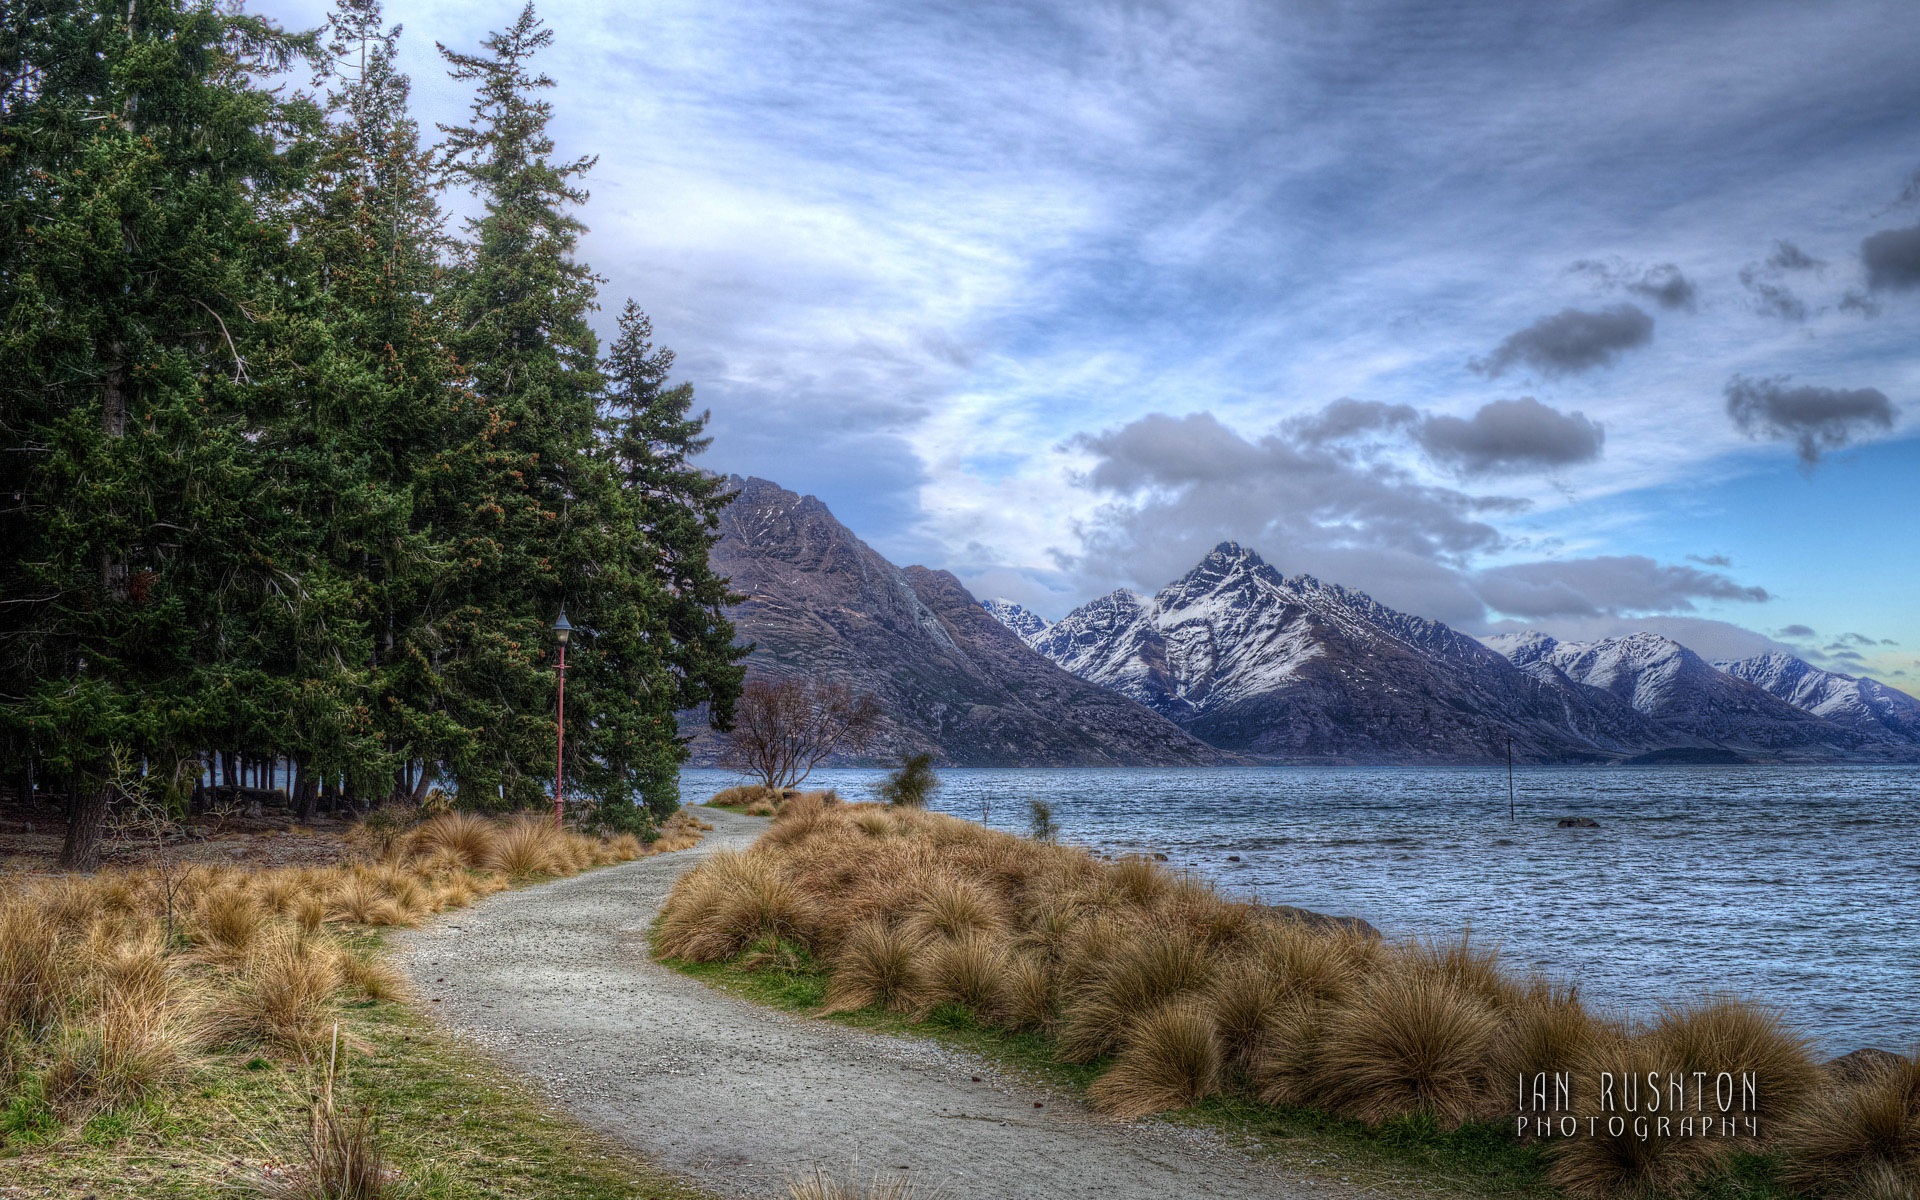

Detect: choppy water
[681, 764, 1920, 1056]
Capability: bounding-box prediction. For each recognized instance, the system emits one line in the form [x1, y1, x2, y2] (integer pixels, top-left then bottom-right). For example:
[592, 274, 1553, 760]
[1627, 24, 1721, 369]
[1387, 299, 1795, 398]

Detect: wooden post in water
[1507, 736, 1515, 820]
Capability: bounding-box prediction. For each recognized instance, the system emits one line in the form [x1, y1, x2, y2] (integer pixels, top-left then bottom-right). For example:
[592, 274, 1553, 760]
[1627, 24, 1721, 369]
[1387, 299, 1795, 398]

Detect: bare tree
[720, 678, 881, 791]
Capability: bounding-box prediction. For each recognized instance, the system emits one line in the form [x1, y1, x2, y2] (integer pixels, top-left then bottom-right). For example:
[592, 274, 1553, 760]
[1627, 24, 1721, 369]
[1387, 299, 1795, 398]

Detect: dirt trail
[395, 807, 1361, 1200]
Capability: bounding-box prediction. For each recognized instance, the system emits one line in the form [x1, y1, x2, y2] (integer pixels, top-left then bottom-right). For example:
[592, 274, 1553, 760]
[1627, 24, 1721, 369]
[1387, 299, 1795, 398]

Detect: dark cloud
[1687, 553, 1733, 567]
[1862, 223, 1920, 291]
[1065, 408, 1523, 624]
[1471, 304, 1654, 377]
[1629, 264, 1698, 311]
[1570, 260, 1697, 310]
[1838, 290, 1883, 318]
[1474, 556, 1769, 619]
[1739, 264, 1808, 321]
[1777, 623, 1817, 639]
[1830, 648, 1866, 662]
[1839, 631, 1879, 646]
[1288, 396, 1605, 477]
[1767, 241, 1823, 271]
[1286, 398, 1419, 445]
[1414, 397, 1605, 477]
[1724, 375, 1897, 464]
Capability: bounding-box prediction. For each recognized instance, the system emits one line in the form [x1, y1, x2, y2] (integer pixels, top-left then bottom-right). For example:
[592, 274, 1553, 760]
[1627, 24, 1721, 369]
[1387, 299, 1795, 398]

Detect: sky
[261, 0, 1920, 686]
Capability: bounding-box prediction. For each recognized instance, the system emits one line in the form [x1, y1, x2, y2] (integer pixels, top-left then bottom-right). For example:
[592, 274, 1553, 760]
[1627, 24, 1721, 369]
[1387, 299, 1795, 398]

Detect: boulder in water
[1556, 816, 1602, 828]
[1272, 904, 1381, 939]
[1824, 1047, 1909, 1082]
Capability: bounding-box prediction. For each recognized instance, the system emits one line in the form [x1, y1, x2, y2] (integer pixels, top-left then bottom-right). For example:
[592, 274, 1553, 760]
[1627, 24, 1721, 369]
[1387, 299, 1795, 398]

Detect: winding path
[395, 808, 1363, 1200]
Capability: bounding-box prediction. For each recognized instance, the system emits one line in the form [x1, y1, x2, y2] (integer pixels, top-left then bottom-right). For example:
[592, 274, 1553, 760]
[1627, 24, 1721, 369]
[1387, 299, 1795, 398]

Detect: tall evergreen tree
[0, 1, 321, 865]
[291, 0, 464, 810]
[601, 300, 746, 816]
[435, 3, 640, 812]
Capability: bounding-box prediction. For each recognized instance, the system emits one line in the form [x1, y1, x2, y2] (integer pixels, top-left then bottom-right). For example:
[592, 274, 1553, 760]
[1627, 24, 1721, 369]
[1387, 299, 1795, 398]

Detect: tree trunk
[410, 764, 434, 808]
[59, 778, 110, 869]
[295, 758, 318, 823]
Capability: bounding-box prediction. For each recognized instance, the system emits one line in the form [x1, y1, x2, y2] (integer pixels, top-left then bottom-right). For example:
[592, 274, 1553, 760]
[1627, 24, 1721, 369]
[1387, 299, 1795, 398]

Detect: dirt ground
[0, 790, 357, 877]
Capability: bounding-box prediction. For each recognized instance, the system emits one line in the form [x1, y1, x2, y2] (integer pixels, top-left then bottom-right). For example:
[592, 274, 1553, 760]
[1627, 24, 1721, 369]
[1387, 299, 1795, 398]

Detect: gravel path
[394, 808, 1360, 1200]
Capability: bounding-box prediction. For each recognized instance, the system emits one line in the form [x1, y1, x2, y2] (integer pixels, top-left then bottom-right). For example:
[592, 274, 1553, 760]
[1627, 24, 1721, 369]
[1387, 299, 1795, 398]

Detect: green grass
[657, 942, 1805, 1200]
[2, 997, 718, 1199]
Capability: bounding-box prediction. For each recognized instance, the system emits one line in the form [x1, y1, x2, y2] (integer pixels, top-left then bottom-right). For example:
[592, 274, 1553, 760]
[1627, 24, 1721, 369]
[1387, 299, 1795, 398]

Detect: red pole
[554, 639, 567, 830]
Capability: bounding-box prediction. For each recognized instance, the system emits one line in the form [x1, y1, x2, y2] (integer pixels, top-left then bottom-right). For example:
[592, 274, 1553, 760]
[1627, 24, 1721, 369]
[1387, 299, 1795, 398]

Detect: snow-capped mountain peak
[980, 598, 1051, 644]
[1716, 652, 1920, 743]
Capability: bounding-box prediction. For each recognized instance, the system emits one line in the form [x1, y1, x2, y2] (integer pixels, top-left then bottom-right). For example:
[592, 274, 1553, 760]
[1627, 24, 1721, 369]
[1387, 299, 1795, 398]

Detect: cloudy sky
[265, 0, 1920, 685]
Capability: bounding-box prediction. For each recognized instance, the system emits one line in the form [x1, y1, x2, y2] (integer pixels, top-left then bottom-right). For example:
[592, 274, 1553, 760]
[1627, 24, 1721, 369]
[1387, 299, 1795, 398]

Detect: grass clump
[1777, 1050, 1920, 1200]
[655, 797, 1901, 1200]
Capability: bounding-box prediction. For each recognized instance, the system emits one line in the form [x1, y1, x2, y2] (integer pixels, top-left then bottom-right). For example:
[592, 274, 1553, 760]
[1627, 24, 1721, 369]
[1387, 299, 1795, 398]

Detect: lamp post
[553, 610, 572, 829]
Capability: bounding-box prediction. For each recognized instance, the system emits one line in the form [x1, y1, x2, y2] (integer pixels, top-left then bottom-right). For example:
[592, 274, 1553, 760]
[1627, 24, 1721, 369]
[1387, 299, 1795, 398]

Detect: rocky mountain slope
[1715, 652, 1920, 745]
[1022, 543, 1665, 763]
[688, 478, 1230, 767]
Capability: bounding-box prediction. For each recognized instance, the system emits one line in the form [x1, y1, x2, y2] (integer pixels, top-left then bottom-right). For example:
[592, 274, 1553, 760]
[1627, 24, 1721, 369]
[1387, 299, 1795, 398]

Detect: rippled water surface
[682, 764, 1920, 1055]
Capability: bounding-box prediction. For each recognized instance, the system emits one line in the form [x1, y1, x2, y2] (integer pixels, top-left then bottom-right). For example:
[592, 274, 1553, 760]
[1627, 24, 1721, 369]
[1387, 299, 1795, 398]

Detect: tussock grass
[787, 1162, 924, 1200]
[0, 805, 703, 1154]
[657, 797, 1895, 1199]
[1310, 969, 1501, 1127]
[1087, 1000, 1222, 1117]
[908, 932, 1007, 1021]
[822, 921, 923, 1014]
[1779, 1050, 1920, 1200]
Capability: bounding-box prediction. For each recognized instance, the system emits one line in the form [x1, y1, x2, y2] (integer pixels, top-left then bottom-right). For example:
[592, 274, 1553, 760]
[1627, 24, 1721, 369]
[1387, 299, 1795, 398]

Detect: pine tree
[291, 0, 465, 810]
[435, 3, 638, 812]
[602, 300, 746, 817]
[0, 1, 322, 866]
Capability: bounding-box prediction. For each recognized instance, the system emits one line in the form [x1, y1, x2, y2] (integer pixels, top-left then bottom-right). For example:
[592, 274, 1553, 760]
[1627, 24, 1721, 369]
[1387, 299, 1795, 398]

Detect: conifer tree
[291, 0, 464, 809]
[435, 3, 645, 812]
[601, 300, 747, 817]
[0, 1, 321, 865]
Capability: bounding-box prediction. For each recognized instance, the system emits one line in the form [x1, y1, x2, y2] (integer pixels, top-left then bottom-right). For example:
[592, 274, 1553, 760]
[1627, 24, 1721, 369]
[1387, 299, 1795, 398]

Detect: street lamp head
[553, 609, 573, 646]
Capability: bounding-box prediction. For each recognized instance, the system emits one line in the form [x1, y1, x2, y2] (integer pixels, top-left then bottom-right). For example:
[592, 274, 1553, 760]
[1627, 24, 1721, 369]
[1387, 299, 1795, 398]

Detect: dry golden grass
[1643, 995, 1821, 1138]
[1309, 968, 1502, 1127]
[1545, 1032, 1739, 1199]
[0, 805, 702, 1147]
[821, 921, 923, 1015]
[908, 932, 1008, 1021]
[0, 899, 68, 1034]
[655, 795, 1896, 1200]
[655, 848, 815, 962]
[1778, 1050, 1920, 1200]
[1087, 1000, 1223, 1117]
[787, 1162, 923, 1200]
[1056, 923, 1213, 1062]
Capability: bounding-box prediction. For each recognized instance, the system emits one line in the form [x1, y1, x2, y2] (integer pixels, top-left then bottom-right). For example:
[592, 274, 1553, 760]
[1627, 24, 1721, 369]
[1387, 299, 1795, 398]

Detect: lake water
[680, 764, 1920, 1057]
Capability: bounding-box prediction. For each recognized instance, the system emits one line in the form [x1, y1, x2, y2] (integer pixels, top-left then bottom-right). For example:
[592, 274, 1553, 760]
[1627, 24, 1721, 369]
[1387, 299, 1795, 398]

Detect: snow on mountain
[1716, 652, 1920, 744]
[1032, 543, 1662, 763]
[980, 598, 1051, 644]
[1483, 632, 1874, 755]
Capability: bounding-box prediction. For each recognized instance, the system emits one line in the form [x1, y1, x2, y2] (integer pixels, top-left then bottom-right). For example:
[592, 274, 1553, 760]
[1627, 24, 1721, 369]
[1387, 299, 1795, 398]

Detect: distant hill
[683, 478, 1232, 767]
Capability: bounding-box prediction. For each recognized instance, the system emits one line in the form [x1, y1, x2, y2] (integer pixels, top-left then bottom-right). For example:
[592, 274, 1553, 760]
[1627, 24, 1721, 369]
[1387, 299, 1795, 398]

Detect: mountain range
[682, 478, 1230, 766]
[691, 478, 1918, 765]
